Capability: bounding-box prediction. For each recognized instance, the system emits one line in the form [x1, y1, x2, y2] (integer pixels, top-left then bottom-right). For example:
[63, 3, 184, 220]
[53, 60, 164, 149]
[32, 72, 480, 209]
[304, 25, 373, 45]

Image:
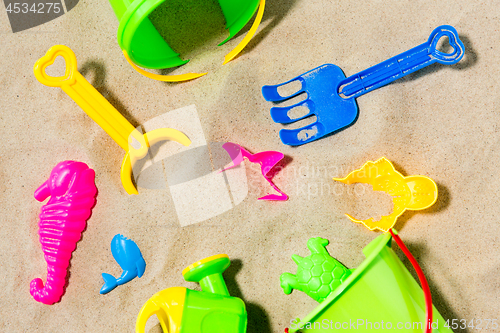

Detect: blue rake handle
[337, 25, 464, 99]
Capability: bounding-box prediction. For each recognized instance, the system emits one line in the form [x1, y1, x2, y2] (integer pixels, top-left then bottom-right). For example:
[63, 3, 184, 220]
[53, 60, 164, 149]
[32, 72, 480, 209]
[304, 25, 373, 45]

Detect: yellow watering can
[136, 254, 247, 333]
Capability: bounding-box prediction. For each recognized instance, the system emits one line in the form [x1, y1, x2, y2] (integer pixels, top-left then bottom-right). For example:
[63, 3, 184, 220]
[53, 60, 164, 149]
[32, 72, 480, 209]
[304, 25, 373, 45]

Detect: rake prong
[262, 78, 304, 102]
[279, 122, 325, 146]
[270, 99, 314, 124]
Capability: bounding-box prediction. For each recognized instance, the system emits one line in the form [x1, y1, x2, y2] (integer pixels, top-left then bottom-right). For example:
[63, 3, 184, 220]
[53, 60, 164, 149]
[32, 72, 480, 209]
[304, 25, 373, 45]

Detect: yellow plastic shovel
[34, 45, 191, 195]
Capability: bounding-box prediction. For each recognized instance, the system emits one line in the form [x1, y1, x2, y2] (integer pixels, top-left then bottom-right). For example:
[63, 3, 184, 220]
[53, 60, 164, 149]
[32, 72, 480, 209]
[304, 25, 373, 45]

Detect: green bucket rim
[112, 0, 260, 69]
[290, 233, 393, 332]
[117, 0, 185, 69]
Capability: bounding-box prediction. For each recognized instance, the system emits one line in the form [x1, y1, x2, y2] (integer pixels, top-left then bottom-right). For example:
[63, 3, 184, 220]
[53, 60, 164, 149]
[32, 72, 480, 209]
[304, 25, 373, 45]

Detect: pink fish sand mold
[222, 142, 288, 201]
[30, 161, 97, 305]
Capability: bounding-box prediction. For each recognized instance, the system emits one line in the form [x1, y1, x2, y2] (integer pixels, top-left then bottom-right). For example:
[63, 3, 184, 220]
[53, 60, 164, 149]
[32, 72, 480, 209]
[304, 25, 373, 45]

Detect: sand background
[0, 0, 499, 332]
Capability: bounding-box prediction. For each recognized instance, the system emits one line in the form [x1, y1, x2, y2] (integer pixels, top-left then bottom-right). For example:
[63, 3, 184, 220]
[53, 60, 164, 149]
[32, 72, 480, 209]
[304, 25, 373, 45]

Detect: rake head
[262, 64, 358, 146]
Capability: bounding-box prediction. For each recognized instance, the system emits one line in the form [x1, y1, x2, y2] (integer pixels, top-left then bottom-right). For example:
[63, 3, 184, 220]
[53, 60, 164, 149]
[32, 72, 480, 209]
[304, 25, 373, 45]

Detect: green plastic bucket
[289, 234, 453, 333]
[108, 0, 260, 69]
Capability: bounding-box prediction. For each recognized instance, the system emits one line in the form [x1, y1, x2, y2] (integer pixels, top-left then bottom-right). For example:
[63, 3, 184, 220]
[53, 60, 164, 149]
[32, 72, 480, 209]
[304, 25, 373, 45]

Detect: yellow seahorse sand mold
[333, 157, 438, 232]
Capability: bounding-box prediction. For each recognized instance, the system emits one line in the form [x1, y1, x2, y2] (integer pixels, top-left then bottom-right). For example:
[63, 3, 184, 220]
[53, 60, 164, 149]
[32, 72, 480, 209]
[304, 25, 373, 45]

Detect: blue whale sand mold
[100, 234, 146, 294]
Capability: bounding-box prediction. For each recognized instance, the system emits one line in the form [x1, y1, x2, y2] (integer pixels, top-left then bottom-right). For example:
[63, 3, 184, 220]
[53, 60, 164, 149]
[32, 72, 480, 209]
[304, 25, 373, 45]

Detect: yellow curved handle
[120, 128, 192, 195]
[223, 0, 266, 65]
[135, 300, 167, 333]
[136, 288, 186, 333]
[123, 50, 207, 82]
[120, 153, 137, 195]
[144, 128, 192, 147]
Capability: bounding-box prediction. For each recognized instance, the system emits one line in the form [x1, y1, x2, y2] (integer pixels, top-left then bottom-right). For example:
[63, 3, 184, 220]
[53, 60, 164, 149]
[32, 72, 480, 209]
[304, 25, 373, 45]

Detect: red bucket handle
[389, 229, 433, 333]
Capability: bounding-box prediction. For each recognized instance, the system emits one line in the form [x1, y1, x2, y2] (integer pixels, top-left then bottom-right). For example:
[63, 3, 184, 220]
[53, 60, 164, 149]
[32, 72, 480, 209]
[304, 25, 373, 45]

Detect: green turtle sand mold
[280, 237, 352, 303]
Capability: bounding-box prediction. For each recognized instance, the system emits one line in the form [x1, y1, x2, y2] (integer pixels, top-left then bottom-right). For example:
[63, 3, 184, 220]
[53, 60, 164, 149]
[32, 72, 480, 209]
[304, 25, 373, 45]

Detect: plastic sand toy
[108, 0, 265, 81]
[283, 234, 453, 333]
[222, 142, 288, 201]
[30, 161, 97, 305]
[280, 238, 352, 303]
[136, 254, 247, 333]
[262, 25, 464, 145]
[34, 45, 191, 194]
[333, 157, 438, 232]
[100, 234, 146, 294]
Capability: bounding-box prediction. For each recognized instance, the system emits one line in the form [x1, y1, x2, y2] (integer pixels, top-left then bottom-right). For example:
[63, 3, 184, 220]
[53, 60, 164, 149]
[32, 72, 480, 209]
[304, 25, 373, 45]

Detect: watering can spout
[183, 254, 231, 296]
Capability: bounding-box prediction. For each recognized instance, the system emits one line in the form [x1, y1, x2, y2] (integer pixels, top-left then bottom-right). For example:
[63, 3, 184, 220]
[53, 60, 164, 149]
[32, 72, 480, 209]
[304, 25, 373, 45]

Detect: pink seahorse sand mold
[222, 143, 288, 201]
[30, 161, 97, 305]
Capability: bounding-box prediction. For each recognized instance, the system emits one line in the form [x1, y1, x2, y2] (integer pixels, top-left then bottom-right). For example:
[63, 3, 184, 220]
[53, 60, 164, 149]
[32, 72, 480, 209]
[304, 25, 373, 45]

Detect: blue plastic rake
[262, 25, 464, 146]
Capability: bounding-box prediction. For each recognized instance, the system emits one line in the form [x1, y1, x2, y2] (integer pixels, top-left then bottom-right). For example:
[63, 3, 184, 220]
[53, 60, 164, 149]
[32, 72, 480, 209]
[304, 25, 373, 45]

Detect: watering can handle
[337, 25, 464, 99]
[389, 229, 433, 333]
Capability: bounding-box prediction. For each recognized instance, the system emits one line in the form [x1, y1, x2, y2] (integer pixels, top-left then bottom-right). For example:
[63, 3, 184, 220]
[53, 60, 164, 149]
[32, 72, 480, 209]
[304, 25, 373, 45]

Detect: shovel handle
[34, 45, 146, 153]
[337, 25, 464, 99]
